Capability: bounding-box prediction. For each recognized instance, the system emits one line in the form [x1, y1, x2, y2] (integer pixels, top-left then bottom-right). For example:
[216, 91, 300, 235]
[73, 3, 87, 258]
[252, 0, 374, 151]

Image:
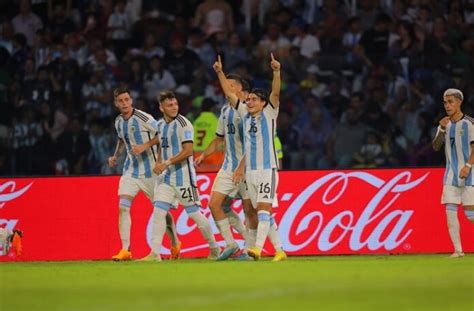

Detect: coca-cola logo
[279, 171, 428, 252]
[146, 171, 428, 254]
[0, 181, 33, 209]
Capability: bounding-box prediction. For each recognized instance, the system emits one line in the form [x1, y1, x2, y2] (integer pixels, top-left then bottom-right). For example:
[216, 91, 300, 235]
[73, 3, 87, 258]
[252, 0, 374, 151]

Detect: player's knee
[185, 204, 200, 214]
[257, 210, 271, 222]
[119, 198, 132, 209]
[154, 201, 172, 212]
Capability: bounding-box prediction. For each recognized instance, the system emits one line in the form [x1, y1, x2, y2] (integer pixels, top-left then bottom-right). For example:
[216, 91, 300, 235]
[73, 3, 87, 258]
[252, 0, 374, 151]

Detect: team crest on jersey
[460, 130, 464, 136]
[184, 130, 193, 140]
[131, 125, 137, 132]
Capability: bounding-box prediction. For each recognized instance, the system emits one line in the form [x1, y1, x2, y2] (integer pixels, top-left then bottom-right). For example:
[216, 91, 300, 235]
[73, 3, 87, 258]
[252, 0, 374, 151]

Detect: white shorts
[118, 175, 155, 201]
[246, 168, 278, 208]
[154, 182, 201, 207]
[211, 169, 250, 200]
[441, 185, 474, 205]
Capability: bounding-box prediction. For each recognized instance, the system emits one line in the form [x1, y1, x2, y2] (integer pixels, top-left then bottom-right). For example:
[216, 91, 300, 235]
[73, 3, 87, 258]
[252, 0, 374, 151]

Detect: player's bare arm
[131, 135, 160, 156]
[432, 116, 449, 151]
[108, 139, 125, 167]
[194, 136, 224, 167]
[269, 53, 281, 108]
[154, 142, 194, 174]
[459, 144, 474, 179]
[213, 55, 239, 107]
[233, 155, 246, 184]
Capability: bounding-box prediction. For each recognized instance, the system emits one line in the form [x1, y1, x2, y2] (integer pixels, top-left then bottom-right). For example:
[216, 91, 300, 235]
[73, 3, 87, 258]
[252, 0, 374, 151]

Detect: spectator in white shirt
[11, 0, 43, 47]
[288, 19, 321, 60]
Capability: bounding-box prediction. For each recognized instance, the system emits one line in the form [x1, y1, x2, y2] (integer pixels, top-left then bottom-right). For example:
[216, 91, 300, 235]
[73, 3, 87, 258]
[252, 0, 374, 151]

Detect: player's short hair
[250, 88, 268, 102]
[113, 87, 130, 98]
[443, 88, 463, 101]
[226, 73, 251, 92]
[158, 90, 176, 104]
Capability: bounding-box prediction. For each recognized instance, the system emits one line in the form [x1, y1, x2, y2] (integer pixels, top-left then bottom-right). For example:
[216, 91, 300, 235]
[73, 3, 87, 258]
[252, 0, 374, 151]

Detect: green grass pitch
[0, 255, 472, 311]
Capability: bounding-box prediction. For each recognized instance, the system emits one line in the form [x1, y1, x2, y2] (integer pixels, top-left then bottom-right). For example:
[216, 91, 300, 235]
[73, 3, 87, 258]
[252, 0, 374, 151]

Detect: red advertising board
[0, 168, 473, 261]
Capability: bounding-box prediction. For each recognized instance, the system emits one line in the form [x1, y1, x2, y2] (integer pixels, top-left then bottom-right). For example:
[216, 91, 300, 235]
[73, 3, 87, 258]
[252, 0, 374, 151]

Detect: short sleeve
[179, 121, 194, 144]
[264, 102, 279, 119]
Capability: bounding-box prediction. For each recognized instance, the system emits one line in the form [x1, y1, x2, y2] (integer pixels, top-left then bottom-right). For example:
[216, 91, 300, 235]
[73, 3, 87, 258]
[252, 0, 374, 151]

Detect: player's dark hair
[158, 90, 176, 103]
[113, 87, 130, 98]
[250, 88, 268, 102]
[226, 73, 251, 92]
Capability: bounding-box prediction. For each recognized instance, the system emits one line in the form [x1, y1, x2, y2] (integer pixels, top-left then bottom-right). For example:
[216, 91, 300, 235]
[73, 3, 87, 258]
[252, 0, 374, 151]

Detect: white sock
[226, 210, 248, 240]
[216, 218, 237, 248]
[150, 208, 168, 256]
[189, 211, 218, 249]
[446, 205, 462, 253]
[255, 211, 271, 249]
[246, 229, 257, 249]
[119, 206, 131, 250]
[165, 212, 180, 246]
[268, 217, 283, 252]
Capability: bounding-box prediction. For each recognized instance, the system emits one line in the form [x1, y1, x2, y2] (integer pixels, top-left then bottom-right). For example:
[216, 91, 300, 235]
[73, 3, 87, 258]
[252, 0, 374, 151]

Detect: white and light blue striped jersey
[235, 100, 279, 171]
[441, 115, 474, 186]
[217, 105, 245, 173]
[156, 114, 197, 187]
[114, 109, 159, 179]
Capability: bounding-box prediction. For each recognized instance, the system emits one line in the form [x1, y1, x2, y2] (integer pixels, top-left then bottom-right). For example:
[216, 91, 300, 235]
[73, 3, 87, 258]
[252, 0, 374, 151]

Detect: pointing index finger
[271, 52, 275, 61]
[218, 54, 222, 64]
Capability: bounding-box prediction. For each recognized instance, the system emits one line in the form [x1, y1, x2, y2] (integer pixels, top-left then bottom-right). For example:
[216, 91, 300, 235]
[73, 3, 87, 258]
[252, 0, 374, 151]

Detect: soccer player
[214, 54, 287, 261]
[195, 73, 258, 260]
[109, 87, 181, 261]
[141, 91, 220, 261]
[432, 88, 474, 258]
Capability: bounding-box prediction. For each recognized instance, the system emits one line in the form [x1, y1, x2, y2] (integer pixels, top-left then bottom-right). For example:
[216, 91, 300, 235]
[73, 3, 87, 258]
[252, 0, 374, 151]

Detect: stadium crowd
[0, 0, 473, 176]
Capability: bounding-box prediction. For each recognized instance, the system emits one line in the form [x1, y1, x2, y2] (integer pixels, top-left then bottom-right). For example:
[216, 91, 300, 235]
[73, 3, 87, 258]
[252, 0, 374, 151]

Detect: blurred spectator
[288, 19, 321, 60]
[55, 117, 90, 175]
[353, 131, 385, 168]
[11, 0, 43, 47]
[194, 0, 234, 37]
[222, 33, 248, 71]
[143, 56, 176, 102]
[0, 21, 14, 55]
[164, 35, 201, 86]
[319, 106, 368, 169]
[46, 2, 75, 42]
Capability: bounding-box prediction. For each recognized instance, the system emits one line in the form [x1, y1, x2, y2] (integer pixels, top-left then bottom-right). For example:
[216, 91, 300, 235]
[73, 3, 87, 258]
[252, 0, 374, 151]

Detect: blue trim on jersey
[450, 123, 458, 186]
[261, 112, 271, 169]
[162, 123, 171, 185]
[123, 119, 139, 178]
[228, 109, 239, 171]
[249, 117, 257, 170]
[171, 122, 183, 187]
[465, 210, 474, 218]
[461, 122, 472, 186]
[132, 118, 152, 178]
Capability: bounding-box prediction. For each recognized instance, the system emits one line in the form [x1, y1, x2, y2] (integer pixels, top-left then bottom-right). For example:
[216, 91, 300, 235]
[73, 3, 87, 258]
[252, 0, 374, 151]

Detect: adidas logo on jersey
[263, 195, 269, 199]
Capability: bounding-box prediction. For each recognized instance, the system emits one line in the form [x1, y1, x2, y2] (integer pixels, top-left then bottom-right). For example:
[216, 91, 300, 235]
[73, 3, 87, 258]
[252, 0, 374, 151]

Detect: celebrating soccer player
[139, 91, 220, 261]
[214, 54, 287, 261]
[432, 88, 474, 258]
[195, 71, 258, 260]
[109, 87, 181, 261]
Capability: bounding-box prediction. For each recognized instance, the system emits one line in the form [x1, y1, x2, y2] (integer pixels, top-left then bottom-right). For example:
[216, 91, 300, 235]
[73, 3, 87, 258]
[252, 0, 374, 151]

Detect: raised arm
[269, 53, 281, 108]
[432, 117, 449, 151]
[213, 55, 239, 107]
